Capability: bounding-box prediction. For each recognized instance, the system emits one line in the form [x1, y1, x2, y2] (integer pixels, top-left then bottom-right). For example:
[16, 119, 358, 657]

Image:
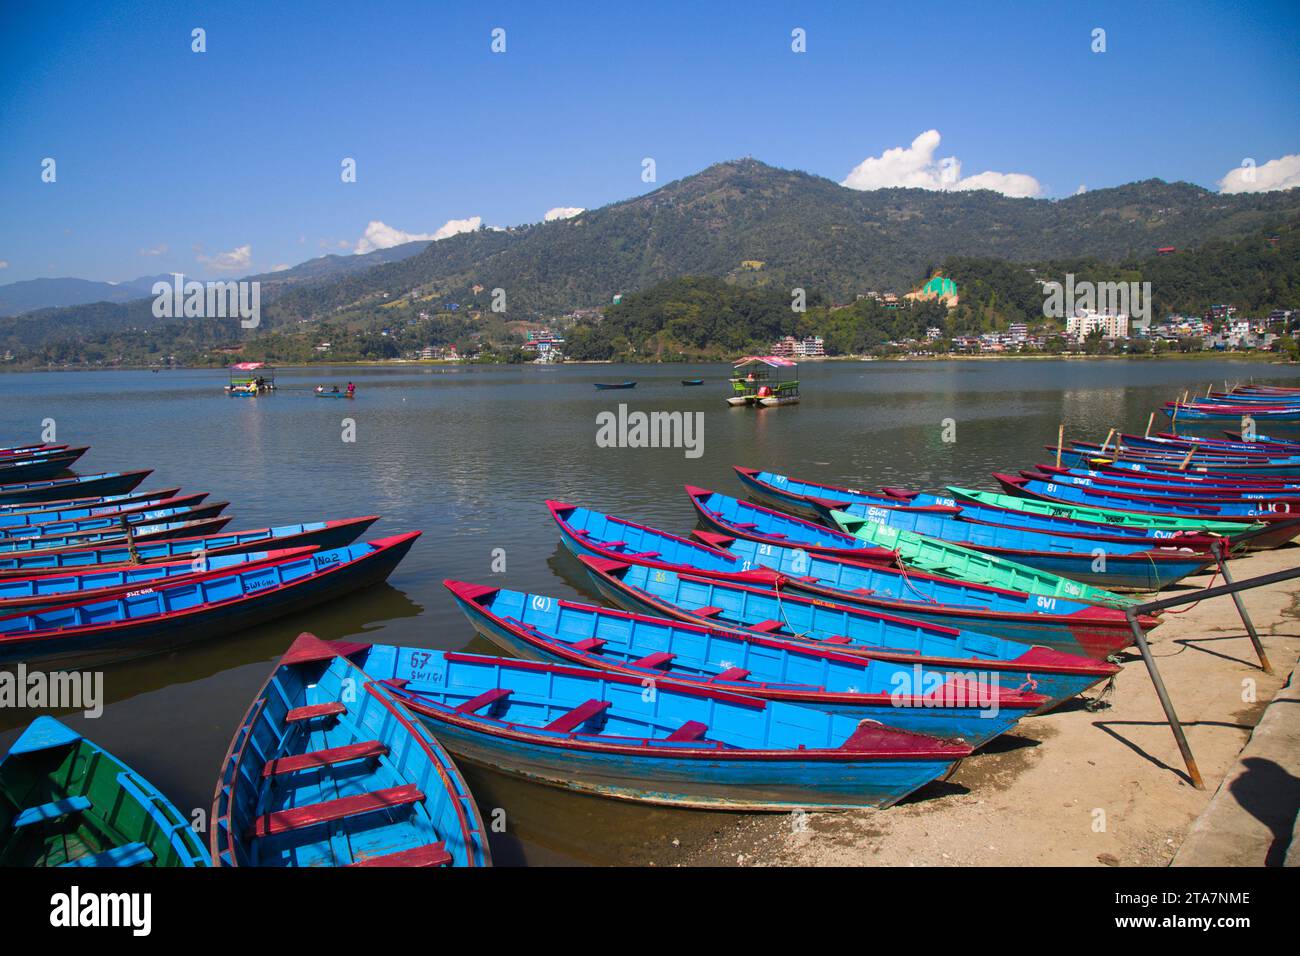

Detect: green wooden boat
[0, 717, 209, 867]
[945, 486, 1260, 537]
[828, 510, 1138, 609]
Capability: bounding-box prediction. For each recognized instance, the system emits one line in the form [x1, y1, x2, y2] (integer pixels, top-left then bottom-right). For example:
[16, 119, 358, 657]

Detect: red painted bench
[692, 606, 724, 618]
[284, 701, 346, 724]
[454, 688, 513, 714]
[262, 740, 387, 778]
[571, 637, 607, 652]
[665, 720, 708, 742]
[714, 667, 750, 682]
[348, 842, 453, 867]
[747, 619, 786, 633]
[631, 651, 675, 670]
[247, 784, 424, 838]
[544, 699, 610, 734]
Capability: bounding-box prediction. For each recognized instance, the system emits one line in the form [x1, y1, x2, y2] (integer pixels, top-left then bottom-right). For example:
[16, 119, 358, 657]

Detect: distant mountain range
[4, 158, 1299, 355]
[262, 159, 1300, 321]
[0, 274, 176, 316]
[0, 240, 431, 317]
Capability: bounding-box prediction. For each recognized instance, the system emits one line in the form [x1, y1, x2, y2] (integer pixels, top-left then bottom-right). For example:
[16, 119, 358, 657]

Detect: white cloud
[544, 206, 584, 221]
[1076, 184, 1087, 195]
[197, 244, 252, 272]
[269, 263, 290, 272]
[0, 260, 7, 269]
[354, 217, 481, 254]
[138, 243, 168, 257]
[841, 129, 1042, 198]
[1218, 153, 1300, 194]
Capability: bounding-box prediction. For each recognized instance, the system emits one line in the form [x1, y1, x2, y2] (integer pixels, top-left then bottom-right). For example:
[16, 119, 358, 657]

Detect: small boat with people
[681, 379, 704, 386]
[315, 382, 356, 398]
[728, 356, 800, 406]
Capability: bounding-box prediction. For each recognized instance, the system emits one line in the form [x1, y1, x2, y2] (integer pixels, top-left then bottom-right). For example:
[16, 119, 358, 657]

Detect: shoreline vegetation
[1, 351, 1294, 373]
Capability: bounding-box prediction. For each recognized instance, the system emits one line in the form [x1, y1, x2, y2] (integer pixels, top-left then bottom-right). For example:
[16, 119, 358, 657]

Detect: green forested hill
[4, 158, 1299, 365]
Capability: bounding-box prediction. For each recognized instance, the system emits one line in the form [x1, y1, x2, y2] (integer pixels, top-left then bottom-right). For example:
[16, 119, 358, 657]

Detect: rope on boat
[1084, 673, 1116, 712]
[771, 576, 814, 640]
[1161, 563, 1221, 616]
[893, 554, 940, 604]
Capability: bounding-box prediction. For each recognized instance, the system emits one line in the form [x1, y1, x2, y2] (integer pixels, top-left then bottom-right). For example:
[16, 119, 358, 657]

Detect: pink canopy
[732, 356, 797, 368]
[229, 362, 267, 370]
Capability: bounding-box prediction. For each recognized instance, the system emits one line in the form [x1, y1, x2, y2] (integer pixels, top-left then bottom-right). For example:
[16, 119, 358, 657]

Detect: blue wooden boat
[686, 486, 897, 562]
[365, 645, 972, 811]
[211, 633, 490, 867]
[0, 485, 184, 517]
[1054, 445, 1300, 476]
[0, 501, 228, 541]
[1000, 473, 1299, 522]
[0, 490, 202, 528]
[829, 506, 1214, 591]
[594, 381, 637, 390]
[0, 547, 316, 614]
[0, 470, 151, 505]
[0, 447, 88, 483]
[577, 555, 1119, 707]
[0, 515, 234, 560]
[739, 465, 1222, 550]
[0, 532, 419, 668]
[444, 580, 1047, 745]
[1033, 463, 1300, 495]
[547, 501, 1153, 659]
[0, 515, 378, 577]
[0, 442, 67, 457]
[681, 379, 704, 386]
[1, 717, 209, 867]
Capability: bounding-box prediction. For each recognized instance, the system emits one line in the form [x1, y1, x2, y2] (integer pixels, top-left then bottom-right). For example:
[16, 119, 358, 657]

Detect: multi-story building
[1066, 310, 1129, 342]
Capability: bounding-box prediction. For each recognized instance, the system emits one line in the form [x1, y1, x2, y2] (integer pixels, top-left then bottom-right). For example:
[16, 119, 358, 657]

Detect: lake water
[2, 358, 1297, 865]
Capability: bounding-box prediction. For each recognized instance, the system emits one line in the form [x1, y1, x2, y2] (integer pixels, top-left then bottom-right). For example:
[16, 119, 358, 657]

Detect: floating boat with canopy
[728, 356, 799, 406]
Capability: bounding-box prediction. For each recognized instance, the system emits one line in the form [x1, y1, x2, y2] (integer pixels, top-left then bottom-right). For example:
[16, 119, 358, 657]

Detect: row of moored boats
[4, 382, 1299, 867]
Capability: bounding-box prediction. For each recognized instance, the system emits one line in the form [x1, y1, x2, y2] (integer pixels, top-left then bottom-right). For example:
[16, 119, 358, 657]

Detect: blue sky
[1, 0, 1297, 283]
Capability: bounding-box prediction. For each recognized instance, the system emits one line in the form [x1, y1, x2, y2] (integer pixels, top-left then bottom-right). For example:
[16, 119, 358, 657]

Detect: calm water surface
[2, 358, 1297, 864]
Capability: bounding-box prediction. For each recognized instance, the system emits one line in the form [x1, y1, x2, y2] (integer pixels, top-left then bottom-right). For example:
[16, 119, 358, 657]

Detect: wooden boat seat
[544, 699, 610, 734]
[603, 540, 628, 548]
[347, 841, 453, 867]
[822, 635, 853, 644]
[692, 606, 725, 618]
[284, 701, 346, 724]
[454, 688, 513, 715]
[733, 522, 759, 530]
[713, 667, 750, 682]
[13, 794, 92, 828]
[571, 637, 607, 652]
[262, 740, 388, 778]
[664, 720, 708, 742]
[60, 842, 154, 867]
[631, 651, 675, 669]
[628, 551, 661, 559]
[747, 620, 786, 633]
[247, 784, 424, 838]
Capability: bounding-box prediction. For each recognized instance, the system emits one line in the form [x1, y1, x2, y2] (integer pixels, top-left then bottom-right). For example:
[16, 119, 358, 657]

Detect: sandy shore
[675, 545, 1300, 867]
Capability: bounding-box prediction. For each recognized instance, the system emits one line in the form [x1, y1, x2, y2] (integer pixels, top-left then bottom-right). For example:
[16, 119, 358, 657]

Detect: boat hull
[0, 534, 417, 668]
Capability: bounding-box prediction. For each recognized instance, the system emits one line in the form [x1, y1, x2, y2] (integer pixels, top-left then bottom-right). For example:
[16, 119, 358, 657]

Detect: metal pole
[1127, 609, 1204, 789]
[1210, 539, 1273, 674]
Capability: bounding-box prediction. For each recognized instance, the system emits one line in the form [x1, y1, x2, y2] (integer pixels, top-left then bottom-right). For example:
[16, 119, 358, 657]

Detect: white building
[1066, 310, 1129, 343]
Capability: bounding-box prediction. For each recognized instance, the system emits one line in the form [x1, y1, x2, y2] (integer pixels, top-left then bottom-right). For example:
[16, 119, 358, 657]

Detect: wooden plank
[284, 701, 346, 724]
[261, 740, 387, 778]
[247, 784, 424, 838]
[665, 720, 708, 742]
[348, 842, 453, 868]
[453, 688, 513, 715]
[543, 698, 610, 734]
